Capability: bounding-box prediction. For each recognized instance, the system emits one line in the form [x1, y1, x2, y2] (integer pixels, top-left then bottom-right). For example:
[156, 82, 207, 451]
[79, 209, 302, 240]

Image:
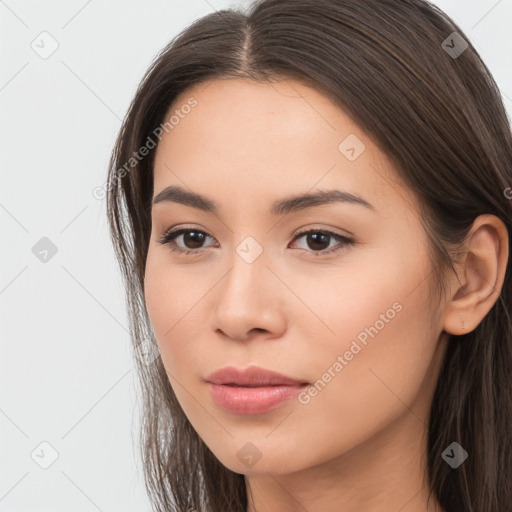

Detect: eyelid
[291, 224, 353, 240]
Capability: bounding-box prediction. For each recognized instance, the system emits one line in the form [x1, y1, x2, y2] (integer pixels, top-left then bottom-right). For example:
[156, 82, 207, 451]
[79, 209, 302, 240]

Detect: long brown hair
[106, 1, 512, 510]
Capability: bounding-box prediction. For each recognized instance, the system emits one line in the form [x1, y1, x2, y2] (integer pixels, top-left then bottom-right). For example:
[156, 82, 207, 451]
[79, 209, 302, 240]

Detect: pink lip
[205, 366, 309, 415]
[207, 383, 307, 414]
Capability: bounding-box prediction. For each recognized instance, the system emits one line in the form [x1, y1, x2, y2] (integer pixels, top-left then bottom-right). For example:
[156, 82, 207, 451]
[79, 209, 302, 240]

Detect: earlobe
[442, 214, 509, 336]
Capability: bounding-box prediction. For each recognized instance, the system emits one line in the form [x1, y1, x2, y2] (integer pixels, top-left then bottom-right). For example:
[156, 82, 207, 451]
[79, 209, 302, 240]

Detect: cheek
[144, 250, 172, 335]
[292, 255, 438, 459]
[144, 251, 184, 352]
[143, 249, 211, 373]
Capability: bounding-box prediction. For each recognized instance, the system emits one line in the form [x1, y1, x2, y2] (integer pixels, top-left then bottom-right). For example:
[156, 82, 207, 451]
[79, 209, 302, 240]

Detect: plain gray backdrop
[1, 0, 511, 510]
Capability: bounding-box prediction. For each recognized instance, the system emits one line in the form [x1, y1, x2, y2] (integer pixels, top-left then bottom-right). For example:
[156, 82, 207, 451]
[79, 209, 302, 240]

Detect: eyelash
[156, 227, 355, 258]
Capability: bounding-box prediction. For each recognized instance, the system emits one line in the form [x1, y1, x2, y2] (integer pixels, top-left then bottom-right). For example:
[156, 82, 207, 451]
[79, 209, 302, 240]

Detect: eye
[289, 229, 355, 257]
[156, 227, 218, 255]
[157, 227, 355, 257]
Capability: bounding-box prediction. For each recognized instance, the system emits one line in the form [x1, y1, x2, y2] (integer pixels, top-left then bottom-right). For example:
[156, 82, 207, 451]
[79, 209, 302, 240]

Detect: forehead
[152, 78, 418, 219]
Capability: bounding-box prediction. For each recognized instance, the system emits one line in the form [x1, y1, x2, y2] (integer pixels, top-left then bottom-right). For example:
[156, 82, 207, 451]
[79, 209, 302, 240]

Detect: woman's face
[144, 78, 448, 475]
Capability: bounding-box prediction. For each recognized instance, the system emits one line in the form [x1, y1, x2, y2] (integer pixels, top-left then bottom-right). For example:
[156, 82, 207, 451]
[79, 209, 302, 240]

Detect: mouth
[206, 382, 309, 415]
[204, 366, 310, 415]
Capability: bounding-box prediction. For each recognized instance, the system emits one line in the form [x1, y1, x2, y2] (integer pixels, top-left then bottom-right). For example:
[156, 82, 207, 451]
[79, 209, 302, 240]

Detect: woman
[106, 0, 512, 510]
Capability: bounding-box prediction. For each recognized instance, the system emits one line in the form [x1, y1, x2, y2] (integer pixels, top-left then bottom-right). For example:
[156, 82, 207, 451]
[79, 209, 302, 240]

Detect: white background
[1, 0, 511, 510]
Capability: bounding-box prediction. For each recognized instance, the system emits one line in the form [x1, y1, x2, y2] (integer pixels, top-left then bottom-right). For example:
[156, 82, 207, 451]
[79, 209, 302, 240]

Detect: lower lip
[207, 383, 308, 415]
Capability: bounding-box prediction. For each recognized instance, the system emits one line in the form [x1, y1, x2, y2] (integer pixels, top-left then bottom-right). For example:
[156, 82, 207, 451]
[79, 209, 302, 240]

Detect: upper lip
[205, 365, 309, 387]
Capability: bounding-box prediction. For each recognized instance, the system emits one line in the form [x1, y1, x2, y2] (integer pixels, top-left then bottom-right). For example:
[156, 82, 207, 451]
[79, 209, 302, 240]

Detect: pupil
[184, 231, 205, 249]
[308, 233, 329, 250]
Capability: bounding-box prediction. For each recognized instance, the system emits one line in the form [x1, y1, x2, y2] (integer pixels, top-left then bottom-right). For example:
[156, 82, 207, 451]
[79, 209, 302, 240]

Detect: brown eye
[157, 227, 354, 258]
[157, 228, 217, 254]
[290, 230, 354, 257]
[179, 231, 207, 249]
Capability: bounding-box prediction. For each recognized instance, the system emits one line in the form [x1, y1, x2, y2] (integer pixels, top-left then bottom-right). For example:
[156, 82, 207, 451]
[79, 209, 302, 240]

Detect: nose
[211, 251, 287, 342]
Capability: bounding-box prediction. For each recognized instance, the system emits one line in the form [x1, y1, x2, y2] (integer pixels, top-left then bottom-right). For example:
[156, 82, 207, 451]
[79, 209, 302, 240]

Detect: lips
[207, 383, 307, 414]
[205, 366, 310, 414]
[205, 365, 309, 387]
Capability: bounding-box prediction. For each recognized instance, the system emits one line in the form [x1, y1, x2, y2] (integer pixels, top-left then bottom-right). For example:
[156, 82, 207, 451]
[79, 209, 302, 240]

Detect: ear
[442, 214, 509, 335]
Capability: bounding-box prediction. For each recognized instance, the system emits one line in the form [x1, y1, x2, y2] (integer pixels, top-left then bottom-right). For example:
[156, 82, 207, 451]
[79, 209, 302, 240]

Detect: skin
[144, 78, 509, 512]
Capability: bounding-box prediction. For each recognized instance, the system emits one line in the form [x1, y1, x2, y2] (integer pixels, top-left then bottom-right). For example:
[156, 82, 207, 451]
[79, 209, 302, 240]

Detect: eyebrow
[152, 185, 376, 215]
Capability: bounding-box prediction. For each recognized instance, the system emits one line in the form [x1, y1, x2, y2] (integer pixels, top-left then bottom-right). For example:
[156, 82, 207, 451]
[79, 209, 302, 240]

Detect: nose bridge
[220, 235, 270, 305]
[211, 234, 285, 340]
